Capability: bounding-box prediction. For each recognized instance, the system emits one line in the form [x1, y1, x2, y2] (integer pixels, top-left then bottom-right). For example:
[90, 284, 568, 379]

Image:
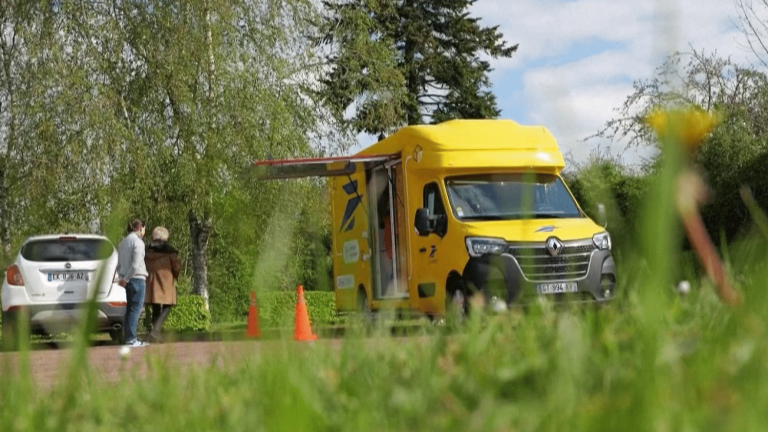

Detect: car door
[331, 165, 373, 309]
[410, 181, 448, 314]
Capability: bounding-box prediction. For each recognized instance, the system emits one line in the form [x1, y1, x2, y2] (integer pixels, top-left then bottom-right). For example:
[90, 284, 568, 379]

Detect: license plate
[536, 282, 578, 294]
[48, 272, 90, 282]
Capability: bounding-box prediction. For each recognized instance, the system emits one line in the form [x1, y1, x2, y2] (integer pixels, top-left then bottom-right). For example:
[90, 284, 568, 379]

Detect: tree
[736, 0, 768, 69]
[596, 50, 768, 151]
[594, 49, 768, 241]
[0, 2, 28, 258]
[0, 2, 122, 250]
[0, 0, 340, 316]
[318, 0, 518, 135]
[91, 0, 335, 308]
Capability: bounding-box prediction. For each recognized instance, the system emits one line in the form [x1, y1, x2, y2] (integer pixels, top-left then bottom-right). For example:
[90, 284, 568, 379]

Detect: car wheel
[1, 312, 23, 351]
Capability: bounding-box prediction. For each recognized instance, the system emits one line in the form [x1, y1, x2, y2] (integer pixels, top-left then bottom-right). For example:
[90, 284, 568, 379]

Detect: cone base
[246, 305, 260, 338]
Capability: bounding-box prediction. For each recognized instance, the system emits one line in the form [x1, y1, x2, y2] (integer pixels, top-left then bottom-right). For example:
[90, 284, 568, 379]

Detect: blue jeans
[124, 278, 146, 343]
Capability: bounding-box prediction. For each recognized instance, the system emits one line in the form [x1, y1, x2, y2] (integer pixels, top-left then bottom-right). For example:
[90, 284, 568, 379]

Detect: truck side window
[424, 182, 447, 235]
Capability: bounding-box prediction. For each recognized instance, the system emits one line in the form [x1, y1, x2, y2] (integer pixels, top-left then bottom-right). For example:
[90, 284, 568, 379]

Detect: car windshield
[445, 173, 582, 221]
[21, 238, 114, 262]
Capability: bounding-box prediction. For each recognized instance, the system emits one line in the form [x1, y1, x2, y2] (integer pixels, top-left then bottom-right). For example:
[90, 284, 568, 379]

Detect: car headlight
[465, 237, 507, 258]
[593, 232, 611, 250]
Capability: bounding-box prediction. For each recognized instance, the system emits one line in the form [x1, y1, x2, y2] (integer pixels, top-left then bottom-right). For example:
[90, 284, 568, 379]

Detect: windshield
[445, 173, 582, 221]
[21, 238, 114, 262]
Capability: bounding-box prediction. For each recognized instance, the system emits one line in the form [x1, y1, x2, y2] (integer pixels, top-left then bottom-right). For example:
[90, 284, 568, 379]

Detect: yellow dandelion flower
[645, 107, 720, 152]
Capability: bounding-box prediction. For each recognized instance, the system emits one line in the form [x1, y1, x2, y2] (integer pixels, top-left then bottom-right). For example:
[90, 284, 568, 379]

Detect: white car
[1, 234, 127, 348]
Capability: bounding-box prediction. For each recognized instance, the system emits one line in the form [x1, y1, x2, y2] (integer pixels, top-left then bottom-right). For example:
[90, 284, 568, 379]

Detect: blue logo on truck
[340, 180, 362, 232]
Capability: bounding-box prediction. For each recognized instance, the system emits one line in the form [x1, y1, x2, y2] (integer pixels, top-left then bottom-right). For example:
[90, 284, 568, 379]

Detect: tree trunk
[0, 162, 9, 260]
[188, 210, 212, 310]
[204, 0, 216, 103]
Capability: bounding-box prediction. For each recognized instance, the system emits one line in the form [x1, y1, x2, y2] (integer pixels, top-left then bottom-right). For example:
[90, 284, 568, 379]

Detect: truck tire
[356, 287, 375, 325]
[446, 279, 468, 325]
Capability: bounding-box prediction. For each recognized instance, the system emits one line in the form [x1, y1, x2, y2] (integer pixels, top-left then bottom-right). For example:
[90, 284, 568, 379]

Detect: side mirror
[596, 203, 607, 228]
[414, 208, 432, 236]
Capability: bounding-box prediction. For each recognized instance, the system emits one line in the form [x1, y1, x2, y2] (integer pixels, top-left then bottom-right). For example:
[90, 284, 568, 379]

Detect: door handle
[419, 247, 427, 253]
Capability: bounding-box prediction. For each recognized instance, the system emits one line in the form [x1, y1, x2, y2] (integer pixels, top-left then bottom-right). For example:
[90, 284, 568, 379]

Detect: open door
[367, 162, 408, 300]
[249, 153, 400, 311]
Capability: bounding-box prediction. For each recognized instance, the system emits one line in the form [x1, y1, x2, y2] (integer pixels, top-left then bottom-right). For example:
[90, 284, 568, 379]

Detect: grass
[5, 232, 768, 430]
[3, 270, 768, 432]
[4, 112, 768, 430]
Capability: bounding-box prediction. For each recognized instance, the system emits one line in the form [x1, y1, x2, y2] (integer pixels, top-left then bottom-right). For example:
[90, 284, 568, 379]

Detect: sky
[351, 0, 757, 168]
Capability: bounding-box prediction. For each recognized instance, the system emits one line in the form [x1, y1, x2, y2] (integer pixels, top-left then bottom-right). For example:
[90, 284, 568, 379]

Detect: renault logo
[545, 237, 563, 257]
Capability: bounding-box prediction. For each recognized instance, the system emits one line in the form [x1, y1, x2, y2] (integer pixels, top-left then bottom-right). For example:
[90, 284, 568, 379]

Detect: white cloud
[474, 0, 745, 67]
[471, 0, 756, 165]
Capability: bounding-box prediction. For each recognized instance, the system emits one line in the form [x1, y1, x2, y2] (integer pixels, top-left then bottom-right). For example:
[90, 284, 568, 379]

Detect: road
[0, 338, 342, 389]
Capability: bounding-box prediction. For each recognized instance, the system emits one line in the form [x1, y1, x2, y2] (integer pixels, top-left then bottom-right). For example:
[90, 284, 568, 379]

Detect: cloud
[474, 0, 745, 67]
[349, 0, 755, 164]
[471, 0, 755, 164]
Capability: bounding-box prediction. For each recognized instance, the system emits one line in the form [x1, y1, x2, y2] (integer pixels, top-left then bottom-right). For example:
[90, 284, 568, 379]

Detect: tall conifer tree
[319, 0, 518, 134]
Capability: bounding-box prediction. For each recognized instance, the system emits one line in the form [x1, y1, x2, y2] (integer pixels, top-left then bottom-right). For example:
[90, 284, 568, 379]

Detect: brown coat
[144, 242, 181, 305]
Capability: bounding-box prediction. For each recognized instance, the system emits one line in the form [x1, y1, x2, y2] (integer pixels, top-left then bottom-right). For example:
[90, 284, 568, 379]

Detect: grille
[508, 242, 596, 282]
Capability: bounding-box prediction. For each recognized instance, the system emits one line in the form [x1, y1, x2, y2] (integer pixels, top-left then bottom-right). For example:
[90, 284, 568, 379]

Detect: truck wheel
[446, 279, 468, 324]
[356, 288, 375, 325]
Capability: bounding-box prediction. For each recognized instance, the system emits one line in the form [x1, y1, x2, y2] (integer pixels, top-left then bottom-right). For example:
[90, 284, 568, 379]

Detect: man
[117, 219, 150, 347]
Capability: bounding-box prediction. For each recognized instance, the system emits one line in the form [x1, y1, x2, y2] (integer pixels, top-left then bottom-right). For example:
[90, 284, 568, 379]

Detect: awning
[247, 153, 400, 180]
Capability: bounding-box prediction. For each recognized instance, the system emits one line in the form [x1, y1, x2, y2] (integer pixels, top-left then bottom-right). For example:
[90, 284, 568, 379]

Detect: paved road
[0, 339, 341, 389]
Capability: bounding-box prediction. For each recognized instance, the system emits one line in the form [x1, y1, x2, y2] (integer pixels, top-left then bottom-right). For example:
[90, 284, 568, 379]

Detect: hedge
[0, 292, 335, 336]
[0, 295, 212, 337]
[143, 295, 211, 333]
[254, 291, 345, 328]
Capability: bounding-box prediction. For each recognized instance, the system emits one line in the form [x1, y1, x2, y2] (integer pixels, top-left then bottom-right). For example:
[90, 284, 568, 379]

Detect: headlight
[593, 232, 611, 250]
[465, 237, 507, 257]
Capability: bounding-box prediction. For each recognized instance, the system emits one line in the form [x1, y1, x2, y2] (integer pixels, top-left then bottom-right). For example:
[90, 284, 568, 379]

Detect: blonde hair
[152, 226, 169, 241]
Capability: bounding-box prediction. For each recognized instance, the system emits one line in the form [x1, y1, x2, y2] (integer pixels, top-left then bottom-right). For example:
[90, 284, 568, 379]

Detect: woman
[144, 226, 181, 342]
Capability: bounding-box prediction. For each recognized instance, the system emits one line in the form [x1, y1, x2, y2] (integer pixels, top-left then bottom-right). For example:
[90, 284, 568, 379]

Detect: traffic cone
[294, 285, 317, 341]
[246, 291, 261, 338]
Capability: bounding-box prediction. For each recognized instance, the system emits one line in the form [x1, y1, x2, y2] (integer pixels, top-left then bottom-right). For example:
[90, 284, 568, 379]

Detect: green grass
[4, 275, 768, 431]
[6, 217, 768, 430]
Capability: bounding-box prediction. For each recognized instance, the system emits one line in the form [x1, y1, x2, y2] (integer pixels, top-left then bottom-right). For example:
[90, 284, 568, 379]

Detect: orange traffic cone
[294, 285, 317, 341]
[246, 291, 261, 338]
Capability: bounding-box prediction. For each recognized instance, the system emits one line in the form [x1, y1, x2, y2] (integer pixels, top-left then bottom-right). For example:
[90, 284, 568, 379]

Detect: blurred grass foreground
[3, 287, 768, 431]
[4, 111, 768, 431]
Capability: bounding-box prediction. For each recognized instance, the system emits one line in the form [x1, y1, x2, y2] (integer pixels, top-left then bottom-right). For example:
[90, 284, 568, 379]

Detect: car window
[423, 182, 446, 217]
[423, 182, 448, 235]
[21, 238, 114, 262]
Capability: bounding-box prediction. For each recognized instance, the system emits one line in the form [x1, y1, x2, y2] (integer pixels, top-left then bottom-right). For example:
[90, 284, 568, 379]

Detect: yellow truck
[253, 119, 616, 317]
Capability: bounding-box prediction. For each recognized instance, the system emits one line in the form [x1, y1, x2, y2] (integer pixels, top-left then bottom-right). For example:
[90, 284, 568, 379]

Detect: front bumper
[2, 302, 125, 334]
[462, 240, 616, 304]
